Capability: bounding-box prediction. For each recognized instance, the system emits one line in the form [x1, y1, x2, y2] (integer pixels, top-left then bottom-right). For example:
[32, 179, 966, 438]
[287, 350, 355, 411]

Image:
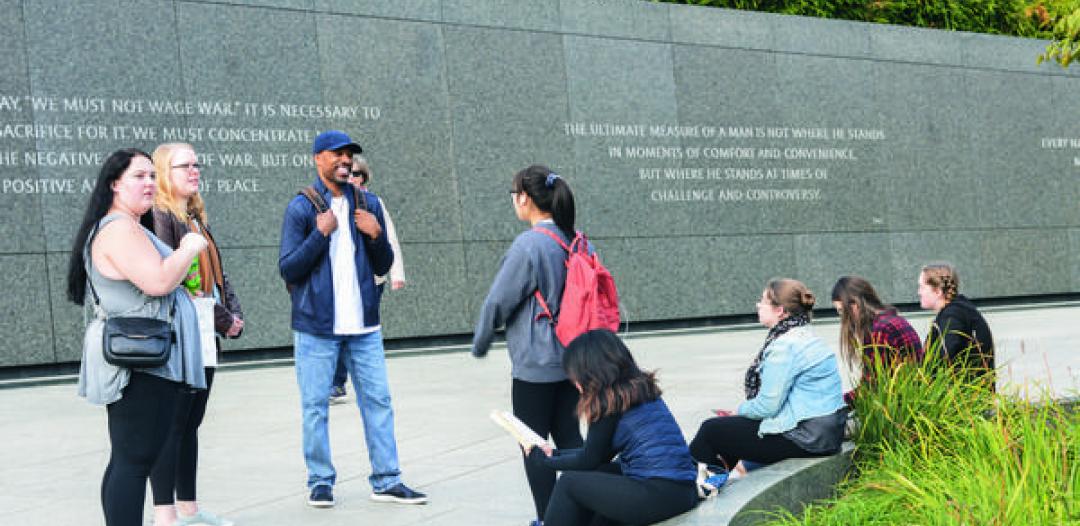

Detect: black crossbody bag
[87, 222, 175, 368]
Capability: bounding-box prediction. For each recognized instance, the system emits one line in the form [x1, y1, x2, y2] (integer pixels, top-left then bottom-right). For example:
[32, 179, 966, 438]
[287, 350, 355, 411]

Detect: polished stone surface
[441, 0, 560, 31]
[560, 0, 671, 41]
[443, 25, 573, 241]
[0, 254, 54, 366]
[314, 0, 439, 20]
[315, 14, 457, 244]
[0, 0, 1077, 367]
[669, 5, 777, 49]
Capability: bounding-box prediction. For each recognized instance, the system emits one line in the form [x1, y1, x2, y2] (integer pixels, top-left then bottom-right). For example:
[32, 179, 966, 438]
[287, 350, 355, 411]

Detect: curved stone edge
[660, 442, 855, 526]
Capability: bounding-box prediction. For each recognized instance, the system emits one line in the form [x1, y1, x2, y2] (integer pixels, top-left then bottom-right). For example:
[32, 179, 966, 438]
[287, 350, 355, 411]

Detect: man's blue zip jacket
[279, 177, 393, 335]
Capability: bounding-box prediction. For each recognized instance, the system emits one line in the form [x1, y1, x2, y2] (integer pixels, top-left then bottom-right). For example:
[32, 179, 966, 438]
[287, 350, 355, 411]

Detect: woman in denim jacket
[690, 279, 845, 484]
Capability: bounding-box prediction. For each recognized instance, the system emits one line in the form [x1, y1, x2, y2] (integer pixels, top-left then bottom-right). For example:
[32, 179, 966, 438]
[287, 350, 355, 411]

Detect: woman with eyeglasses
[689, 279, 845, 491]
[472, 165, 589, 526]
[148, 143, 244, 526]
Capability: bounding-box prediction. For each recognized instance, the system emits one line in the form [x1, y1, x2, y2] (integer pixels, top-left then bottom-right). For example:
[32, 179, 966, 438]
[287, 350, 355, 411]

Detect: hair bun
[800, 290, 816, 309]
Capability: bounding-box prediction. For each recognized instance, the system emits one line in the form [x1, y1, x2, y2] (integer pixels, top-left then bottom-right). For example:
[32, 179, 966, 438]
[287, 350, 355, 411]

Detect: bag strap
[299, 186, 329, 214]
[530, 226, 571, 252]
[86, 219, 176, 320]
[353, 184, 369, 213]
[534, 290, 554, 321]
[529, 227, 572, 322]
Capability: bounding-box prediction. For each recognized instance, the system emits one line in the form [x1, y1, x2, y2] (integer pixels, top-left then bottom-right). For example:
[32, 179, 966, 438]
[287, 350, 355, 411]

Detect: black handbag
[87, 222, 175, 368]
[101, 316, 174, 367]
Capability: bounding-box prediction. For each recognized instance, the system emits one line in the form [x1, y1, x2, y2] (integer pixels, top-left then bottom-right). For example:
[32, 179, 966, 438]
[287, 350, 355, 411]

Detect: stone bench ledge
[661, 442, 855, 526]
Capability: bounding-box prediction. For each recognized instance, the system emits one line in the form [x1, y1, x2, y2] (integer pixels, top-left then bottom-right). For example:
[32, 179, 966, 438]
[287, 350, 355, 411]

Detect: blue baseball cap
[312, 130, 362, 155]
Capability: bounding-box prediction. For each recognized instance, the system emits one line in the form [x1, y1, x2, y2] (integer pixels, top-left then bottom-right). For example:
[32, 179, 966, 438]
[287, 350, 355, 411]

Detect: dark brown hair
[831, 276, 889, 366]
[563, 330, 661, 423]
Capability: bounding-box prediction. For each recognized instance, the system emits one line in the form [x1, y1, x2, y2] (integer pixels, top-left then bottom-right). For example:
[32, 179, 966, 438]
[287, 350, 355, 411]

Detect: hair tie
[545, 173, 560, 188]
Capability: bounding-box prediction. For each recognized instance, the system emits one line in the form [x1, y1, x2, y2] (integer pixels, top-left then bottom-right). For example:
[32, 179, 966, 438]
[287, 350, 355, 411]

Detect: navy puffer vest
[613, 398, 697, 481]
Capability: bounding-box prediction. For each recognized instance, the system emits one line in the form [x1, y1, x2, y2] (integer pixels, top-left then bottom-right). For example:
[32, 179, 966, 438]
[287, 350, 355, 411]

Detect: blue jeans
[294, 330, 402, 491]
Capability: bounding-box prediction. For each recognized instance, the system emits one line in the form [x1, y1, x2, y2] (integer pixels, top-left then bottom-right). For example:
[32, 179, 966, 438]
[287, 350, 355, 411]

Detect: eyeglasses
[352, 171, 369, 179]
[172, 162, 203, 171]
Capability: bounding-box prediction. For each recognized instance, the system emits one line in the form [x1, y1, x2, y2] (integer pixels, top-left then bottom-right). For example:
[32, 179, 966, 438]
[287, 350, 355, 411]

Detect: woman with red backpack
[472, 165, 588, 526]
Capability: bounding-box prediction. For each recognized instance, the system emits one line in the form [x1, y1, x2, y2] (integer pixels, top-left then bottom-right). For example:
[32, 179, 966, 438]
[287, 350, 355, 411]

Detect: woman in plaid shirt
[831, 276, 923, 403]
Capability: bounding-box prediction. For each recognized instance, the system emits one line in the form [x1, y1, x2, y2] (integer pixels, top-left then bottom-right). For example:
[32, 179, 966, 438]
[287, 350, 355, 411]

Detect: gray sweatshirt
[472, 221, 577, 383]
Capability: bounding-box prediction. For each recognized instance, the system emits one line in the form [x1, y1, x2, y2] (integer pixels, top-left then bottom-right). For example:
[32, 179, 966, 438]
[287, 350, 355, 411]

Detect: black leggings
[545, 463, 698, 526]
[150, 367, 215, 505]
[689, 415, 819, 470]
[102, 372, 180, 526]
[512, 379, 583, 520]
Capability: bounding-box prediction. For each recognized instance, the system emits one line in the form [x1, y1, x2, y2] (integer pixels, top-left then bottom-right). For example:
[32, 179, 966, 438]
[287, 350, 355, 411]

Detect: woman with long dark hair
[67, 148, 207, 526]
[526, 330, 699, 526]
[472, 165, 585, 526]
[689, 279, 845, 485]
[149, 143, 243, 526]
[831, 276, 922, 402]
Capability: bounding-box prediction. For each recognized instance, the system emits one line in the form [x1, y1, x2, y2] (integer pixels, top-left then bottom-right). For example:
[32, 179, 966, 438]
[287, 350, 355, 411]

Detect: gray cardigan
[472, 222, 576, 383]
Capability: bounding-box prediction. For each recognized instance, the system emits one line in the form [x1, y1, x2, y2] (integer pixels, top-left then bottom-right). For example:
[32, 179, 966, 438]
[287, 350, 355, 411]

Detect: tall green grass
[769, 341, 1079, 525]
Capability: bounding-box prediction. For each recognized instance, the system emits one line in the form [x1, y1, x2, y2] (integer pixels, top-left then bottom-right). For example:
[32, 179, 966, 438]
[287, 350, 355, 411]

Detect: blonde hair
[921, 263, 959, 302]
[152, 143, 206, 224]
[765, 278, 816, 319]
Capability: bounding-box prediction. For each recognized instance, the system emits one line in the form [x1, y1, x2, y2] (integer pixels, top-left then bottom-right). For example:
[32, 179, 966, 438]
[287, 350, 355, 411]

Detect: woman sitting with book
[526, 330, 698, 526]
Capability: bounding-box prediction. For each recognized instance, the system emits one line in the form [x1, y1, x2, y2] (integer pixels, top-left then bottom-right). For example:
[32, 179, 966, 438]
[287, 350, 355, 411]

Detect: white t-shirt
[328, 196, 377, 335]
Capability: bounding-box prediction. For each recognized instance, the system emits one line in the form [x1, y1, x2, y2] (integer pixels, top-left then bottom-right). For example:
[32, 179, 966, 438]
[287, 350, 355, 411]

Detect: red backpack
[532, 228, 621, 346]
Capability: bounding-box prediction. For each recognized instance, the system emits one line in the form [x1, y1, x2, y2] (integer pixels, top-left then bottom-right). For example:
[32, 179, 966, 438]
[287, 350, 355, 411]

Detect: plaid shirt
[866, 308, 924, 365]
[846, 309, 924, 404]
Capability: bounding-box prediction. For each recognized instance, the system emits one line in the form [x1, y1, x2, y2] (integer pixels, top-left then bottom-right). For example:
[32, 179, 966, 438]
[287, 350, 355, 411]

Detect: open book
[490, 410, 551, 450]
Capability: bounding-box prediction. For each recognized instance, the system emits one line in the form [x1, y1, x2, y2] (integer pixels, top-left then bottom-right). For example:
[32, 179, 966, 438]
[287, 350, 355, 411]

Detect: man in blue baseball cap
[279, 130, 427, 508]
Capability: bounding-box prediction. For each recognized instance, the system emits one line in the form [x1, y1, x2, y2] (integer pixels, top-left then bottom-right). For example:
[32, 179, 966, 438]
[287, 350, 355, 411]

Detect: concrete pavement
[0, 303, 1076, 526]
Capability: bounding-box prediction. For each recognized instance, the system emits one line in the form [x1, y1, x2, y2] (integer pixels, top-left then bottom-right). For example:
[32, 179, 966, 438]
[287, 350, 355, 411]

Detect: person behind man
[279, 130, 427, 508]
[330, 154, 407, 404]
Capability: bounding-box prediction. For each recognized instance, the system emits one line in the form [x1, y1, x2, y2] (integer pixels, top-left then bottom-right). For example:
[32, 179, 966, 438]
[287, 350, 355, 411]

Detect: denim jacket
[737, 325, 844, 436]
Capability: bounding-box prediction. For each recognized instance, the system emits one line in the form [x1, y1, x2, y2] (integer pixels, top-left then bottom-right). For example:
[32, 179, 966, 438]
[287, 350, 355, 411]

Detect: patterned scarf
[743, 313, 811, 400]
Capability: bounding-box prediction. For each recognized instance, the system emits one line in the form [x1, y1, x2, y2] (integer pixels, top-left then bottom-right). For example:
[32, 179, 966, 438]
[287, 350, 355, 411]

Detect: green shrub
[656, 0, 1062, 38]
[767, 344, 1079, 525]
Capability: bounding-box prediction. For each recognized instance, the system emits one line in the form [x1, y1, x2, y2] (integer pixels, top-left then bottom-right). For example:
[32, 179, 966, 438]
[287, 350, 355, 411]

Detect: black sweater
[928, 294, 994, 375]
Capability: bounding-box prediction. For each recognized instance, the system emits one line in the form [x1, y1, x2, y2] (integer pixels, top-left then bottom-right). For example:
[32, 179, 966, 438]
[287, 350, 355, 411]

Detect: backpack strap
[529, 226, 573, 322]
[533, 290, 554, 321]
[299, 186, 329, 214]
[352, 184, 370, 213]
[530, 226, 571, 252]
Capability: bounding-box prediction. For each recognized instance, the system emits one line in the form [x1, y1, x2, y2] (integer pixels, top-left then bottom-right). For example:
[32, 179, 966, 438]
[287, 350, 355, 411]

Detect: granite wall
[2, 0, 1078, 367]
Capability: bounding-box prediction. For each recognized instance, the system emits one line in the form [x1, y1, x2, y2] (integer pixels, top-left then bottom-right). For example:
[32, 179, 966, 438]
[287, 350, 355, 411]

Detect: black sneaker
[329, 386, 348, 405]
[370, 483, 428, 504]
[308, 485, 335, 508]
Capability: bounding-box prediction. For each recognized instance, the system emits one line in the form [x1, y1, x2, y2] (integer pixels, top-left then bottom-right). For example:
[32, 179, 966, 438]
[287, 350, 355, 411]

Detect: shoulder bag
[87, 221, 174, 368]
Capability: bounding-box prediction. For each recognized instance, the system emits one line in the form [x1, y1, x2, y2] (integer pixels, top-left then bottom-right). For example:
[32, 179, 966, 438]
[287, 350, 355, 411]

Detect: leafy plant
[766, 339, 1079, 525]
[1038, 3, 1080, 67]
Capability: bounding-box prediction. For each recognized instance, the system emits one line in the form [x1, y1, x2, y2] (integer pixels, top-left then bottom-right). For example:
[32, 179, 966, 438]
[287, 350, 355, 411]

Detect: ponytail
[513, 164, 576, 239]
